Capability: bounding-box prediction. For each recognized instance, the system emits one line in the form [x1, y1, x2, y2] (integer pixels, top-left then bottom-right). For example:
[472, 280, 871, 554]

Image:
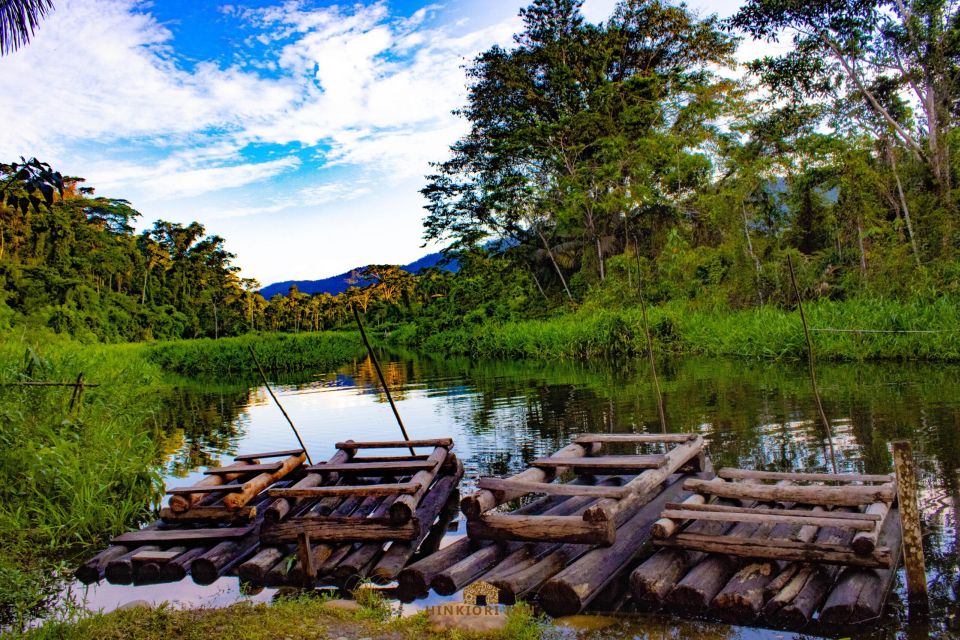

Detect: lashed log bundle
[681, 478, 896, 507]
[263, 448, 352, 523]
[167, 460, 256, 512]
[397, 537, 481, 600]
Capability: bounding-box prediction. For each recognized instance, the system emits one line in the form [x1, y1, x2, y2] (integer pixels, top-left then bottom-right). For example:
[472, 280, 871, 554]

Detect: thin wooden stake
[634, 237, 667, 433]
[786, 255, 838, 474]
[247, 345, 312, 465]
[892, 440, 928, 617]
[297, 532, 317, 587]
[351, 304, 415, 455]
[68, 372, 84, 414]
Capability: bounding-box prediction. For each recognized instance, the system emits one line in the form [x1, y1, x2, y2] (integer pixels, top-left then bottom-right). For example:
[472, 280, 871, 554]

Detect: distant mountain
[259, 251, 455, 299]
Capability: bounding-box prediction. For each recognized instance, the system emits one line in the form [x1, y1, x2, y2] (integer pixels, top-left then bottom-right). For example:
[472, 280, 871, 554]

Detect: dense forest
[2, 0, 959, 345]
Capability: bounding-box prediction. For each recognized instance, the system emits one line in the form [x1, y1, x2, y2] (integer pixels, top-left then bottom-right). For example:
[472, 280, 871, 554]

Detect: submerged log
[168, 461, 254, 512]
[431, 542, 506, 596]
[76, 545, 129, 584]
[160, 546, 209, 582]
[134, 546, 186, 582]
[105, 546, 160, 584]
[239, 546, 290, 583]
[819, 507, 903, 625]
[397, 537, 480, 601]
[192, 534, 260, 585]
[538, 472, 692, 616]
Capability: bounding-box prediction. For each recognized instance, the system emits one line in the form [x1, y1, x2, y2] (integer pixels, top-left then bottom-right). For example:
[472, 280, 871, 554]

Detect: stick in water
[247, 345, 313, 465]
[786, 254, 838, 474]
[351, 304, 415, 455]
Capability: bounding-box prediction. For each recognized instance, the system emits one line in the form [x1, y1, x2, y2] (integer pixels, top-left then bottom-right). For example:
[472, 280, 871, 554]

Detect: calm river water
[75, 352, 959, 638]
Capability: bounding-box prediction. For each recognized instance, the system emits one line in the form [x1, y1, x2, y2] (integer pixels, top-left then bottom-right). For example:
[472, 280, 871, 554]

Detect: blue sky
[0, 0, 770, 286]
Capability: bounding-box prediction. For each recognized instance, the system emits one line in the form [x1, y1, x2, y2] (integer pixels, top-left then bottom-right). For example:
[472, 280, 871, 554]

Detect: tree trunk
[888, 149, 921, 267]
[534, 224, 573, 302]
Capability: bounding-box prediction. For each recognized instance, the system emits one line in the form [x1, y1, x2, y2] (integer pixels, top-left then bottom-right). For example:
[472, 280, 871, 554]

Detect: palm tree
[1, 0, 54, 55]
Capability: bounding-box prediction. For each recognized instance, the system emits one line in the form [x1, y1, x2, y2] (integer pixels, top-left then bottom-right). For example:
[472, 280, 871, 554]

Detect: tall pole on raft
[248, 345, 313, 465]
[634, 237, 667, 433]
[786, 254, 838, 474]
[351, 304, 416, 455]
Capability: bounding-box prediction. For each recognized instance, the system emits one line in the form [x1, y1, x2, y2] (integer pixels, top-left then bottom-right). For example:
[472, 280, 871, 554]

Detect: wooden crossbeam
[112, 526, 253, 544]
[663, 502, 883, 521]
[468, 513, 616, 545]
[159, 506, 257, 522]
[234, 448, 304, 461]
[261, 516, 419, 544]
[131, 550, 183, 562]
[166, 483, 244, 495]
[303, 460, 435, 474]
[335, 438, 453, 450]
[683, 478, 895, 507]
[203, 463, 282, 475]
[477, 477, 627, 499]
[268, 482, 419, 498]
[654, 533, 894, 568]
[349, 455, 429, 463]
[717, 468, 894, 484]
[531, 454, 667, 470]
[574, 433, 697, 444]
[662, 508, 876, 531]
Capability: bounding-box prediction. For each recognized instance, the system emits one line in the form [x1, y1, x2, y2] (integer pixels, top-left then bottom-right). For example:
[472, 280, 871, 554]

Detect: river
[73, 352, 959, 638]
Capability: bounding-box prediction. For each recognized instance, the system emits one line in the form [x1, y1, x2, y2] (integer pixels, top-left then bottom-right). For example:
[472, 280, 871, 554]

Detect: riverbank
[390, 297, 960, 361]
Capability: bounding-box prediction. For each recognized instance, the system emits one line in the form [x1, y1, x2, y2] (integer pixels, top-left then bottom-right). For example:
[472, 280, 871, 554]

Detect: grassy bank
[393, 297, 960, 361]
[147, 331, 365, 375]
[20, 595, 544, 640]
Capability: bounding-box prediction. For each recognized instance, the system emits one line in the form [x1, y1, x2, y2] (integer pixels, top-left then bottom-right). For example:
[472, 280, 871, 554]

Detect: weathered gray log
[716, 468, 893, 483]
[328, 496, 398, 582]
[160, 546, 209, 582]
[76, 545, 129, 583]
[371, 462, 464, 581]
[290, 495, 385, 583]
[656, 533, 894, 567]
[334, 438, 453, 449]
[263, 448, 352, 523]
[105, 545, 160, 584]
[112, 526, 254, 545]
[819, 506, 903, 625]
[238, 546, 291, 583]
[134, 546, 186, 582]
[574, 433, 698, 445]
[468, 514, 615, 545]
[529, 454, 668, 471]
[537, 472, 693, 616]
[192, 534, 259, 585]
[431, 542, 506, 595]
[396, 537, 481, 601]
[682, 478, 896, 507]
[389, 447, 452, 523]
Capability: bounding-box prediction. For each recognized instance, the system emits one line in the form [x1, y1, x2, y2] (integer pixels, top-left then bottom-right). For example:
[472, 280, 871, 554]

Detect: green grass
[147, 331, 366, 375]
[17, 595, 546, 640]
[400, 297, 960, 361]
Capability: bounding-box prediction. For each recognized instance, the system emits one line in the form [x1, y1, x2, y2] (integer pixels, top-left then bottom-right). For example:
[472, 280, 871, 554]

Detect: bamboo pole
[247, 345, 312, 465]
[892, 440, 928, 617]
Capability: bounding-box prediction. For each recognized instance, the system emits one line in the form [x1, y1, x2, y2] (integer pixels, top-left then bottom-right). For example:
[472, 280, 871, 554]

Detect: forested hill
[260, 252, 455, 299]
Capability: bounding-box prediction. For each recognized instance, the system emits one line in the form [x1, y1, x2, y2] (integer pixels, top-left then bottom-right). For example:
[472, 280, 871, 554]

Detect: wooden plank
[167, 484, 244, 494]
[575, 433, 697, 444]
[131, 550, 184, 562]
[335, 438, 453, 450]
[663, 501, 882, 521]
[350, 455, 429, 463]
[268, 482, 419, 498]
[717, 468, 894, 484]
[477, 477, 626, 499]
[302, 460, 435, 473]
[467, 513, 616, 545]
[203, 463, 282, 475]
[112, 526, 254, 544]
[159, 506, 257, 522]
[234, 448, 304, 461]
[260, 516, 418, 544]
[682, 478, 896, 507]
[530, 454, 667, 470]
[661, 508, 875, 531]
[654, 534, 893, 568]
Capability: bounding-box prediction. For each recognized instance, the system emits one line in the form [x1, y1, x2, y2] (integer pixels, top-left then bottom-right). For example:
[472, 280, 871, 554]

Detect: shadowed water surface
[78, 353, 959, 638]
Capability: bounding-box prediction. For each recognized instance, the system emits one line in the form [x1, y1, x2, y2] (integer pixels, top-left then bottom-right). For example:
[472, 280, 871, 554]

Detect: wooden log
[168, 460, 254, 512]
[651, 493, 706, 539]
[477, 477, 626, 499]
[112, 526, 254, 545]
[301, 495, 391, 583]
[431, 543, 506, 595]
[583, 436, 704, 524]
[574, 433, 697, 444]
[666, 522, 761, 610]
[303, 460, 435, 474]
[660, 508, 874, 531]
[235, 448, 304, 461]
[851, 501, 891, 556]
[105, 546, 160, 584]
[350, 455, 430, 463]
[371, 463, 464, 581]
[655, 534, 893, 568]
[296, 532, 317, 586]
[537, 471, 693, 616]
[192, 534, 260, 585]
[134, 546, 186, 582]
[222, 452, 305, 509]
[530, 454, 668, 471]
[238, 546, 289, 583]
[663, 501, 882, 522]
[268, 483, 419, 499]
[316, 543, 353, 576]
[335, 438, 453, 450]
[263, 449, 352, 523]
[397, 537, 480, 600]
[891, 439, 928, 617]
[461, 441, 599, 519]
[159, 506, 257, 523]
[820, 506, 904, 625]
[681, 478, 896, 507]
[76, 545, 129, 584]
[159, 546, 208, 582]
[389, 447, 450, 524]
[260, 515, 417, 544]
[203, 463, 282, 475]
[717, 468, 893, 484]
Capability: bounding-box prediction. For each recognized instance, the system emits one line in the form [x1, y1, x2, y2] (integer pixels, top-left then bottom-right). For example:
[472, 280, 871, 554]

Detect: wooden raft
[629, 467, 903, 628]
[398, 432, 712, 617]
[465, 433, 706, 546]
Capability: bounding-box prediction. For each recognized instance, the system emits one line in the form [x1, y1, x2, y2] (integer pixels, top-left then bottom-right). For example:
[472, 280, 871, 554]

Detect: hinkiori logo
[463, 581, 500, 606]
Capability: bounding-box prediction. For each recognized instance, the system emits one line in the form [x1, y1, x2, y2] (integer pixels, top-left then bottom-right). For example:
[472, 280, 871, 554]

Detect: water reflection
[86, 353, 958, 638]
